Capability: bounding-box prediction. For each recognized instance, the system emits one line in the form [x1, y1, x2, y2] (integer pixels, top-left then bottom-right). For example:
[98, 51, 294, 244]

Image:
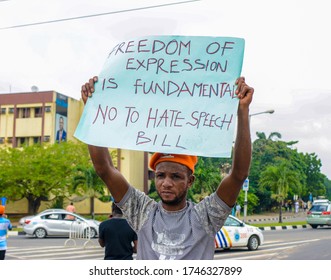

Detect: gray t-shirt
[117, 186, 231, 260]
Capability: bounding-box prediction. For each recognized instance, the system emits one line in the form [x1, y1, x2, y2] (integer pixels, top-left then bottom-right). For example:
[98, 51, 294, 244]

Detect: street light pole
[249, 109, 275, 118]
[242, 109, 275, 222]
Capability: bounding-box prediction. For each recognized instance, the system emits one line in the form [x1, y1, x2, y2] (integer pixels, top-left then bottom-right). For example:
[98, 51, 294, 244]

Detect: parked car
[312, 199, 330, 205]
[306, 202, 331, 229]
[22, 210, 100, 238]
[215, 215, 264, 251]
[19, 208, 66, 227]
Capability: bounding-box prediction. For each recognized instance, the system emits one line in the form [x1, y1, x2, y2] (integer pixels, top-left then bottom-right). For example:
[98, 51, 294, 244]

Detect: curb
[8, 231, 26, 236]
[259, 225, 310, 231]
[247, 215, 305, 223]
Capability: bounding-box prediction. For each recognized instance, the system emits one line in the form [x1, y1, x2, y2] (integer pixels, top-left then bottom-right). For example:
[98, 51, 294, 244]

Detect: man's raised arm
[216, 77, 254, 207]
[82, 77, 130, 202]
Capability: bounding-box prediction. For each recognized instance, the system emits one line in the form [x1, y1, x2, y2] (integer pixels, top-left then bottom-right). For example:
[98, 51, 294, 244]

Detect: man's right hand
[81, 76, 98, 104]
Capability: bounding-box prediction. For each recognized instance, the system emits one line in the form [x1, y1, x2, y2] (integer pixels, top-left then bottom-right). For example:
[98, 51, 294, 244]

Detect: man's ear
[188, 174, 195, 188]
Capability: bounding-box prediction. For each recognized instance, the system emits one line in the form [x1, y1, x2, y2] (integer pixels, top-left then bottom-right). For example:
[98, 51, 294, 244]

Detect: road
[214, 227, 331, 260]
[6, 226, 331, 260]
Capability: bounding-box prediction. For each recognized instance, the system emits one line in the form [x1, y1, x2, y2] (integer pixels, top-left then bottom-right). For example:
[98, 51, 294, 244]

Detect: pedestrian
[295, 200, 299, 214]
[0, 205, 12, 260]
[65, 202, 76, 220]
[235, 204, 241, 218]
[284, 202, 288, 212]
[98, 203, 138, 260]
[81, 76, 254, 260]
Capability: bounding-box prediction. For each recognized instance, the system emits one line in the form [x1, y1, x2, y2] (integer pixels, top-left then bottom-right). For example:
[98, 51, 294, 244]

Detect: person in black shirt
[98, 203, 138, 260]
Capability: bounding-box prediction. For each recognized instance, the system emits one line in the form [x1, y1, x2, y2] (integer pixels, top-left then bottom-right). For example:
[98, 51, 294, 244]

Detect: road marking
[262, 239, 320, 248]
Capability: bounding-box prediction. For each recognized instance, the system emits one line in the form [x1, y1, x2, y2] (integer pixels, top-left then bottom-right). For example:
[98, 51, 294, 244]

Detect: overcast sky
[0, 0, 330, 179]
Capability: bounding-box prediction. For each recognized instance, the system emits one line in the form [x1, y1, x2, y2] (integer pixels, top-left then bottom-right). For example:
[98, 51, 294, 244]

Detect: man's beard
[157, 190, 187, 206]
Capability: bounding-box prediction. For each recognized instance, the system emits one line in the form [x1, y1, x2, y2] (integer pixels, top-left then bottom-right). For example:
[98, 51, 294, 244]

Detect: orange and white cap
[149, 153, 198, 173]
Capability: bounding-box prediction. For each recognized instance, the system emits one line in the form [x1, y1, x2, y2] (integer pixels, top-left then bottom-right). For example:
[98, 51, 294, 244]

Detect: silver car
[307, 202, 331, 229]
[19, 208, 66, 227]
[23, 210, 100, 238]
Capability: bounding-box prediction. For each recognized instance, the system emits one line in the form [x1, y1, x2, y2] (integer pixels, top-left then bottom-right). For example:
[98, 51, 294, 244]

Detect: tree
[71, 166, 106, 218]
[0, 141, 90, 214]
[250, 131, 304, 212]
[303, 153, 326, 198]
[259, 161, 301, 223]
[190, 157, 222, 202]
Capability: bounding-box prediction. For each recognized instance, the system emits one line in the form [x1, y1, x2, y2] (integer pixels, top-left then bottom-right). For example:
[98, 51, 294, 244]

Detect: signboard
[242, 178, 249, 191]
[74, 35, 245, 157]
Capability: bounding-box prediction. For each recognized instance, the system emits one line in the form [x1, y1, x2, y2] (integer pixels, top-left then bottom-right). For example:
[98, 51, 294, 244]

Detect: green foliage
[71, 166, 105, 197]
[71, 165, 106, 218]
[236, 190, 259, 215]
[250, 131, 329, 214]
[0, 141, 91, 214]
[50, 197, 64, 209]
[190, 157, 222, 202]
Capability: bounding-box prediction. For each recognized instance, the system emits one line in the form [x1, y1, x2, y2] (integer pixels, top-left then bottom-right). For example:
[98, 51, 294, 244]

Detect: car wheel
[310, 224, 318, 229]
[34, 228, 47, 238]
[247, 235, 259, 250]
[84, 228, 97, 239]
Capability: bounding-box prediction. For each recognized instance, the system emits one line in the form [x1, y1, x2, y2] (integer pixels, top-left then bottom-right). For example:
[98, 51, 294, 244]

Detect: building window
[45, 106, 51, 113]
[9, 108, 14, 114]
[0, 137, 4, 144]
[17, 108, 31, 118]
[17, 137, 29, 147]
[0, 108, 6, 114]
[33, 137, 41, 144]
[35, 107, 42, 118]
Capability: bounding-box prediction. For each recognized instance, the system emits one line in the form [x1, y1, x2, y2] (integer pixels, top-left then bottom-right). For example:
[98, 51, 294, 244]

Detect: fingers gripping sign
[235, 77, 254, 108]
[82, 76, 98, 104]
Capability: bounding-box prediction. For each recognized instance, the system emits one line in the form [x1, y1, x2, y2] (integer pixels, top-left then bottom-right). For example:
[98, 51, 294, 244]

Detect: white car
[23, 210, 100, 239]
[215, 215, 264, 251]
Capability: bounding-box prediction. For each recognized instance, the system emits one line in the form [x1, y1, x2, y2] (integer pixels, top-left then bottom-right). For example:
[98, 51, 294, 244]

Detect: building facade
[0, 90, 82, 146]
[0, 90, 150, 215]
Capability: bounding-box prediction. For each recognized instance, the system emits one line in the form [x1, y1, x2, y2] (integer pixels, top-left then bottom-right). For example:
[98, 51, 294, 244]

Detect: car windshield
[310, 204, 329, 212]
[224, 217, 242, 227]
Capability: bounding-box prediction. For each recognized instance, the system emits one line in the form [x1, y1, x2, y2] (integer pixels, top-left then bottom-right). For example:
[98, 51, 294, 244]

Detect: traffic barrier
[64, 219, 95, 248]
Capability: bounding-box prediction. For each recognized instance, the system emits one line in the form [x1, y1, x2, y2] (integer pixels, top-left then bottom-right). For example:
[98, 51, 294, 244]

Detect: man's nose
[162, 176, 173, 188]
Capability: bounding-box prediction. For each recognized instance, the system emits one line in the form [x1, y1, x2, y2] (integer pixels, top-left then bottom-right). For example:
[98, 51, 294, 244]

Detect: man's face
[59, 118, 64, 130]
[155, 161, 195, 210]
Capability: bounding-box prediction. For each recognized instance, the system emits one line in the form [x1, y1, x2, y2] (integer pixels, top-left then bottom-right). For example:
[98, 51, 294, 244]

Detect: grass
[250, 220, 307, 227]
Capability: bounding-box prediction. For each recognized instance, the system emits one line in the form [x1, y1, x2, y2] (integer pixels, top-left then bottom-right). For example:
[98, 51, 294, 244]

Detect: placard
[74, 35, 245, 157]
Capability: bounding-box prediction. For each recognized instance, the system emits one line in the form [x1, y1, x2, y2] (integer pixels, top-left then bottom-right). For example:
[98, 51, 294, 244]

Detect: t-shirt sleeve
[194, 192, 232, 237]
[116, 186, 156, 232]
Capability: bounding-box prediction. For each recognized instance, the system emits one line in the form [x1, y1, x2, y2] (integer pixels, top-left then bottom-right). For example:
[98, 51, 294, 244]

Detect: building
[0, 90, 82, 146]
[0, 90, 150, 215]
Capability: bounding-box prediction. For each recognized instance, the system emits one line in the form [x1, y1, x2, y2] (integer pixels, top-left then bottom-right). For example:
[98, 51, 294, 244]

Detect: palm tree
[71, 166, 106, 219]
[256, 131, 282, 141]
[259, 161, 301, 223]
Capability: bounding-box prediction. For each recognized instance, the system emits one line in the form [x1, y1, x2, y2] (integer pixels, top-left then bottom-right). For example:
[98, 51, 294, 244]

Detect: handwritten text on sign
[74, 36, 245, 157]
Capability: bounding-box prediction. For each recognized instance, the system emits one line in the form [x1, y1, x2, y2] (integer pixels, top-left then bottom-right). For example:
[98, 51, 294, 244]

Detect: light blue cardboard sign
[74, 35, 245, 157]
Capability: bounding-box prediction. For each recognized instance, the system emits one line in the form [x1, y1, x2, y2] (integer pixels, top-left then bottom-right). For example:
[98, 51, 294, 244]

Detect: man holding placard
[80, 72, 253, 259]
[78, 35, 253, 259]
